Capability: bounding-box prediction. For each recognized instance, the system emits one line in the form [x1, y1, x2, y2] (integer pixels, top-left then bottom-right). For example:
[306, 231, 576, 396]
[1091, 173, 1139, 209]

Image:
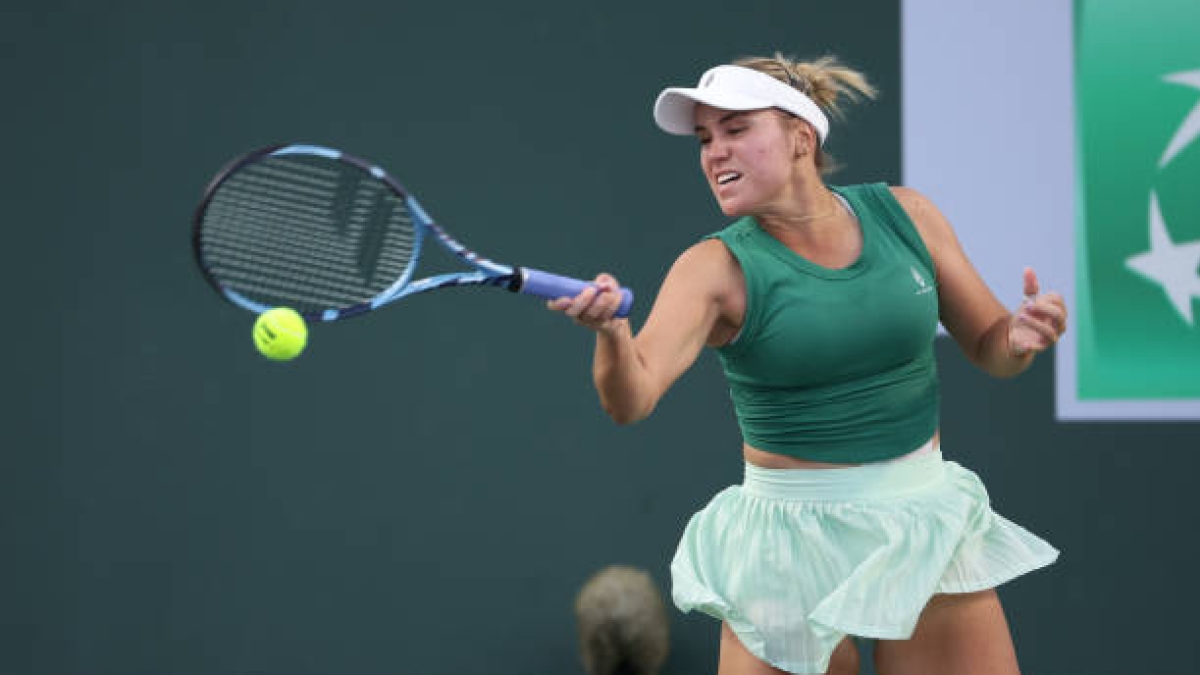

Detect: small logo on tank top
[911, 266, 935, 295]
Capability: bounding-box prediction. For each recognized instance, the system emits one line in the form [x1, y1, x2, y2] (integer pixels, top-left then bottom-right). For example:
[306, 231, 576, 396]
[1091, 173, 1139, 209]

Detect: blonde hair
[574, 565, 669, 675]
[733, 53, 877, 174]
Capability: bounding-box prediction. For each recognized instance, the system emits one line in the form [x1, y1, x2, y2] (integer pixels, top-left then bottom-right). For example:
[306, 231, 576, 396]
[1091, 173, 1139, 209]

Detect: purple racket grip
[518, 268, 634, 318]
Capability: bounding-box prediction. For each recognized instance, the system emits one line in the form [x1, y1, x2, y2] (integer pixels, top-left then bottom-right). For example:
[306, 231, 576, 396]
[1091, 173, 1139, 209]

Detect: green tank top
[711, 183, 939, 463]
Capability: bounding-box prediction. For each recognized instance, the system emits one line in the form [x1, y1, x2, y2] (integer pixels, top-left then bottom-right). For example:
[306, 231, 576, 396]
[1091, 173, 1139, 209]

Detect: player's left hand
[1009, 267, 1067, 357]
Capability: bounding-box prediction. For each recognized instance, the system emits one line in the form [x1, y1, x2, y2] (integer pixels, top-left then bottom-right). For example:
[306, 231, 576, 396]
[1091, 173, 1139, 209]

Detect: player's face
[695, 105, 799, 217]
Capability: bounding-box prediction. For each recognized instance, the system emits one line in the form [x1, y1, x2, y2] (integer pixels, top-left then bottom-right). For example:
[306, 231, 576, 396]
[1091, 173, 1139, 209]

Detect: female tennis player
[549, 54, 1064, 675]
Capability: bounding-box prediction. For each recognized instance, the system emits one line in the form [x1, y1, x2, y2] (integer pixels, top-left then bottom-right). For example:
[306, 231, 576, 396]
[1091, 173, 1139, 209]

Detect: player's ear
[788, 115, 815, 159]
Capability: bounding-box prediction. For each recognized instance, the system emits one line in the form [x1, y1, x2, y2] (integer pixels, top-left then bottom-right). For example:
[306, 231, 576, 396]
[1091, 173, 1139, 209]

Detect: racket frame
[193, 143, 631, 322]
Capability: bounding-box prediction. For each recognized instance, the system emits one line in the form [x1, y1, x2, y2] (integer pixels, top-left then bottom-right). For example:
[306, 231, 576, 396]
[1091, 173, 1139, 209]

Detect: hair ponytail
[733, 53, 877, 174]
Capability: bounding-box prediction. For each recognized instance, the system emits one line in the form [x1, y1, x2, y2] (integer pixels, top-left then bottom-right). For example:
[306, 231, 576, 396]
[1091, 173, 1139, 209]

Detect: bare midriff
[743, 430, 941, 469]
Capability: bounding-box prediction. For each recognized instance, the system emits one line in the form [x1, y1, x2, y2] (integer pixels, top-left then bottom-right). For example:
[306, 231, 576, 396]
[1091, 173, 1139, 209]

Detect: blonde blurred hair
[575, 565, 670, 675]
[733, 53, 877, 174]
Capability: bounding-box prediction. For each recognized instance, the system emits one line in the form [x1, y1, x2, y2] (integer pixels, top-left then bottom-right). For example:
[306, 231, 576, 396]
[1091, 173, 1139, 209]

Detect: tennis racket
[192, 143, 633, 322]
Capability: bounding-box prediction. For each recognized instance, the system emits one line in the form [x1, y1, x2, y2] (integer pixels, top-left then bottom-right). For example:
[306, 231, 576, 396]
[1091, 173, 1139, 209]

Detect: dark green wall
[5, 2, 1197, 674]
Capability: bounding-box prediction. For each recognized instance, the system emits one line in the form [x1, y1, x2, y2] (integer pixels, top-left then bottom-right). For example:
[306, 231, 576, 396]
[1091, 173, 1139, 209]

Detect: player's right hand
[546, 273, 627, 333]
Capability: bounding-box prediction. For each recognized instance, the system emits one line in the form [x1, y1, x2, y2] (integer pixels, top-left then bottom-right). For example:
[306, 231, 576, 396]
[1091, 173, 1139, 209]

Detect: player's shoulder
[660, 238, 745, 315]
[888, 185, 933, 211]
[887, 185, 951, 224]
[887, 185, 956, 244]
[662, 238, 741, 294]
[677, 237, 738, 271]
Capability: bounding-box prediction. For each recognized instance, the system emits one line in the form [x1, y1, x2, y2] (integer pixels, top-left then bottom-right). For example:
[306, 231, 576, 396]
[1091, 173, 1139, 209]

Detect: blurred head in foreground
[574, 565, 670, 675]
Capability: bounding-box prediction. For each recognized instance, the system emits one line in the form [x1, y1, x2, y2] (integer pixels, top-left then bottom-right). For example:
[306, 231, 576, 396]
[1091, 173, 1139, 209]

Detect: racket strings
[204, 199, 407, 309]
[219, 157, 415, 267]
[199, 155, 418, 312]
[204, 191, 412, 287]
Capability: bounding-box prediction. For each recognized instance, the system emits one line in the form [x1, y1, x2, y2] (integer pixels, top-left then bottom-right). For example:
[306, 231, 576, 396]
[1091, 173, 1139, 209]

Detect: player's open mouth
[716, 171, 741, 185]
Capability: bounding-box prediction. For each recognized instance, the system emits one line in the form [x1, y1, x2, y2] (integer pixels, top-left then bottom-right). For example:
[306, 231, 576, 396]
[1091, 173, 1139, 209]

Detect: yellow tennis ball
[252, 307, 308, 361]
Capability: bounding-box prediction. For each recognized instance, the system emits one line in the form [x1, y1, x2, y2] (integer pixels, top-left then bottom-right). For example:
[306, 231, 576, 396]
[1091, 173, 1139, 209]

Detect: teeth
[717, 172, 741, 185]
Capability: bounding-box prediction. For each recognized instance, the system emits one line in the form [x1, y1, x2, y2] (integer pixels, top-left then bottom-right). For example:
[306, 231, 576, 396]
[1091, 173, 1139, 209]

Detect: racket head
[192, 144, 424, 321]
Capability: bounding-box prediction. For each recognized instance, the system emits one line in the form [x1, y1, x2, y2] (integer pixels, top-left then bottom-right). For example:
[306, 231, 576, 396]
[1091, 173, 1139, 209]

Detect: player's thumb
[1023, 267, 1039, 298]
[594, 273, 618, 291]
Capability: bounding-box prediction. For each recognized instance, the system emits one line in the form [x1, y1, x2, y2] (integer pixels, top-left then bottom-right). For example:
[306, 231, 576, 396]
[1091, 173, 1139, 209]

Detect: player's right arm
[549, 239, 743, 424]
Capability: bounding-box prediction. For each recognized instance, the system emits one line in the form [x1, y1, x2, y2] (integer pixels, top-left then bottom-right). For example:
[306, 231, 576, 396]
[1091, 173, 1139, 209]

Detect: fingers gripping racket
[193, 144, 633, 321]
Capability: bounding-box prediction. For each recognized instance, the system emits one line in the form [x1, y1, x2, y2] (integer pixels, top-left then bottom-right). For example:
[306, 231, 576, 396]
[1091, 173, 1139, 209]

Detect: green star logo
[1076, 0, 1200, 402]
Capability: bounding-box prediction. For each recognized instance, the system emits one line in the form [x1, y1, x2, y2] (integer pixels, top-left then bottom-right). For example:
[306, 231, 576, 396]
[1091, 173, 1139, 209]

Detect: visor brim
[652, 87, 774, 135]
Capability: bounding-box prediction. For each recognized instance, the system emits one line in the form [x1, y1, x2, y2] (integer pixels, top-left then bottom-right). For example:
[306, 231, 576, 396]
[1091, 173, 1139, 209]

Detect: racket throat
[511, 267, 534, 294]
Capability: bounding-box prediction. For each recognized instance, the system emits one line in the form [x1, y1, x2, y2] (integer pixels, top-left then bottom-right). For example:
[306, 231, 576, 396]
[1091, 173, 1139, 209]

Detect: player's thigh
[873, 589, 1019, 675]
[718, 623, 860, 675]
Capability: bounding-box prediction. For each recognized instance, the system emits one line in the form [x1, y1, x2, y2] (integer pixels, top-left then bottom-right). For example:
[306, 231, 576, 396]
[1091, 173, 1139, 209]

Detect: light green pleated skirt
[670, 448, 1059, 674]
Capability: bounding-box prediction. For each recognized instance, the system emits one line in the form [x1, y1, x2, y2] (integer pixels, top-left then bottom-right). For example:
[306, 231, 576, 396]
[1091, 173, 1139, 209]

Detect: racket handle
[518, 267, 634, 318]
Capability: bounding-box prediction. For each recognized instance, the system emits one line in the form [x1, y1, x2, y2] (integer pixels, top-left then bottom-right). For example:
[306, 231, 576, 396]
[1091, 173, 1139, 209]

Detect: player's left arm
[890, 186, 1067, 378]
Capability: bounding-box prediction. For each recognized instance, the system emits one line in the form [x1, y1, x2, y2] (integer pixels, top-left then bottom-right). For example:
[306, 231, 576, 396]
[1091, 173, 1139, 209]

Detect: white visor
[653, 65, 830, 145]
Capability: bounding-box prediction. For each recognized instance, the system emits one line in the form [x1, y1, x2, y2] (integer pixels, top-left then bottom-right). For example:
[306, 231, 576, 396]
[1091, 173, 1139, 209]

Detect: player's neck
[759, 184, 839, 233]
